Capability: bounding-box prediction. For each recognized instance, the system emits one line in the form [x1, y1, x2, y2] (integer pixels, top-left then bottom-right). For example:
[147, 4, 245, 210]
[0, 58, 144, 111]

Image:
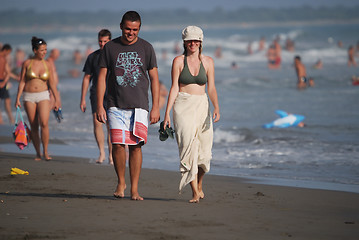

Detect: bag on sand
[13, 107, 31, 150]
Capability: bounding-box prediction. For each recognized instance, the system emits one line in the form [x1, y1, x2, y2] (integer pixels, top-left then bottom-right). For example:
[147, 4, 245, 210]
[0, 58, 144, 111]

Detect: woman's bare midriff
[24, 78, 48, 93]
[179, 83, 206, 95]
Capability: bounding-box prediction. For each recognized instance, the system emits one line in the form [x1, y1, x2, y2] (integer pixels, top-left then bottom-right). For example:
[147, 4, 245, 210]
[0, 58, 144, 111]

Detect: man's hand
[96, 106, 107, 123]
[149, 107, 160, 125]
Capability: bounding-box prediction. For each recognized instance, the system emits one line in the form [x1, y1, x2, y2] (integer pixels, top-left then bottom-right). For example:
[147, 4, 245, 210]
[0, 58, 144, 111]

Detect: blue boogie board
[263, 110, 305, 128]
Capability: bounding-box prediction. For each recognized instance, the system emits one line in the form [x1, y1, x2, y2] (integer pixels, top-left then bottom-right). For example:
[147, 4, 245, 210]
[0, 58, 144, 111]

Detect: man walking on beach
[96, 11, 160, 200]
[80, 29, 113, 164]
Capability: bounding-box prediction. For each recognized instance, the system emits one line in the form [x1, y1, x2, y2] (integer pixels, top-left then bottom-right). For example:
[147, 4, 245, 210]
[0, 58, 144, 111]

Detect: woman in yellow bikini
[15, 37, 61, 161]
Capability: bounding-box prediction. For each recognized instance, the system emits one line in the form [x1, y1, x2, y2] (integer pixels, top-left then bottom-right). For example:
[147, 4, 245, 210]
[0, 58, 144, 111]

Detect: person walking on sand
[47, 48, 61, 110]
[15, 37, 61, 161]
[163, 26, 220, 203]
[80, 29, 113, 164]
[96, 11, 160, 200]
[0, 44, 19, 124]
[294, 56, 308, 89]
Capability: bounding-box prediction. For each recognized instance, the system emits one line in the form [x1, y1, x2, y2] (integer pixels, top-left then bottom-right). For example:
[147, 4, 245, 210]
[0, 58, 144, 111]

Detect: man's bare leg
[93, 113, 106, 163]
[112, 144, 127, 198]
[106, 123, 113, 164]
[0, 107, 3, 124]
[128, 144, 144, 200]
[5, 98, 14, 124]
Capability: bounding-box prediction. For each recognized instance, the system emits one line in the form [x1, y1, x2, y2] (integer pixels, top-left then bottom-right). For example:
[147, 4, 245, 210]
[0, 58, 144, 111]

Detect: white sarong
[173, 92, 213, 192]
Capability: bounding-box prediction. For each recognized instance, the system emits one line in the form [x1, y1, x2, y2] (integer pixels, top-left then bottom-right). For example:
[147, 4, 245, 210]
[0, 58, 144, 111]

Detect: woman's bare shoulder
[173, 55, 184, 63]
[201, 55, 214, 68]
[172, 55, 185, 67]
[202, 55, 213, 62]
[22, 59, 31, 67]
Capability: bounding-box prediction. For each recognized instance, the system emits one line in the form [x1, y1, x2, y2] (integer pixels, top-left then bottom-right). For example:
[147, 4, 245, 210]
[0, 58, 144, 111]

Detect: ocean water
[1, 22, 359, 193]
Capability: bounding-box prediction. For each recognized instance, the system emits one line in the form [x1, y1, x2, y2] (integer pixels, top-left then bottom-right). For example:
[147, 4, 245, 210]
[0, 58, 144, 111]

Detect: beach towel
[173, 92, 213, 192]
[108, 107, 148, 145]
[13, 107, 30, 150]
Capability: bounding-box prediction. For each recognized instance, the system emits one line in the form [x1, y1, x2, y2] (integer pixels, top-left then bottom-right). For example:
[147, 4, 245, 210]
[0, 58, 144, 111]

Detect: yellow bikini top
[26, 59, 50, 81]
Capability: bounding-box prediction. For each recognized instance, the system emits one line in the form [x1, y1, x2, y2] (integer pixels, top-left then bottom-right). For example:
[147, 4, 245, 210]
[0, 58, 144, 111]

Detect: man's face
[98, 36, 111, 50]
[120, 20, 141, 45]
[5, 49, 12, 56]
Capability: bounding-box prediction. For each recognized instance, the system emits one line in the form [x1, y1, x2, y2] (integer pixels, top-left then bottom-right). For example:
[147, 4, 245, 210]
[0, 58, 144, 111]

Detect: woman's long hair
[31, 36, 47, 51]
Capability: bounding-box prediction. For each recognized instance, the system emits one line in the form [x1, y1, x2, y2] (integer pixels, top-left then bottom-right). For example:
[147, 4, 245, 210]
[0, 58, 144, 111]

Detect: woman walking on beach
[163, 26, 220, 203]
[15, 37, 61, 161]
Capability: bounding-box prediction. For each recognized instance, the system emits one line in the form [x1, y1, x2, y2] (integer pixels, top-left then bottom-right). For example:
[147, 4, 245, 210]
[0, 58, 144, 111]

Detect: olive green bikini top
[26, 59, 50, 81]
[178, 57, 207, 85]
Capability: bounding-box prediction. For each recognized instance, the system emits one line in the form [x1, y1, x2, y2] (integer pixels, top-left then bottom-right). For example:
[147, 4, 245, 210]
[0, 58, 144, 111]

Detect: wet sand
[0, 149, 358, 239]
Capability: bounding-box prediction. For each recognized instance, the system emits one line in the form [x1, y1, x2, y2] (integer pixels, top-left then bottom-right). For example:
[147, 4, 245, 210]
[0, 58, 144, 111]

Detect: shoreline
[1, 149, 358, 239]
[0, 122, 358, 194]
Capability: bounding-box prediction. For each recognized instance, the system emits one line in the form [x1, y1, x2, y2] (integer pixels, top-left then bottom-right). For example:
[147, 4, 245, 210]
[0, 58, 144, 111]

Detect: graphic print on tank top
[115, 52, 143, 87]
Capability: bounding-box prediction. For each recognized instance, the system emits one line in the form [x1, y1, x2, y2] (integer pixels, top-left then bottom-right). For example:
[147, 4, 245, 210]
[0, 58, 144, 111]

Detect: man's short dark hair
[120, 11, 141, 27]
[98, 29, 112, 40]
[1, 44, 12, 51]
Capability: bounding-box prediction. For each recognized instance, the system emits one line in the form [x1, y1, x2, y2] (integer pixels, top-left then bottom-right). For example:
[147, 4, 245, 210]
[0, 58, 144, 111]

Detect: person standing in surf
[294, 55, 308, 89]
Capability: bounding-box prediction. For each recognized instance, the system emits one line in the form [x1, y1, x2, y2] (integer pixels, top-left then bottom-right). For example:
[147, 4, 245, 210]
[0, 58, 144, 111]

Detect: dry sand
[1, 150, 358, 240]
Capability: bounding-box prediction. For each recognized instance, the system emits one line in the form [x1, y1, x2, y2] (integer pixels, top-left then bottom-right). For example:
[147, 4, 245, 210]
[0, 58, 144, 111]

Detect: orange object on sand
[13, 107, 31, 150]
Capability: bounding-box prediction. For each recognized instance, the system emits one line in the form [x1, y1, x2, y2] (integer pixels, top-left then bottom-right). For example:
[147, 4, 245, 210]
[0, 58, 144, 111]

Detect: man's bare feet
[95, 155, 105, 164]
[44, 153, 52, 161]
[114, 193, 124, 198]
[131, 193, 144, 201]
[113, 184, 126, 198]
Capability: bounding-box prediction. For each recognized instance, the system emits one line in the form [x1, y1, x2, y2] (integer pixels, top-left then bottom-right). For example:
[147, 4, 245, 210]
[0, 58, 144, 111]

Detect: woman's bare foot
[113, 184, 126, 198]
[189, 192, 201, 203]
[189, 197, 200, 203]
[34, 155, 42, 161]
[199, 190, 205, 199]
[131, 193, 144, 201]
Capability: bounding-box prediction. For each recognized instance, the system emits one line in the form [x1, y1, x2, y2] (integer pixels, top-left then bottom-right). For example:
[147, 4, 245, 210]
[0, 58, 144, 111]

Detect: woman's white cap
[182, 26, 203, 41]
